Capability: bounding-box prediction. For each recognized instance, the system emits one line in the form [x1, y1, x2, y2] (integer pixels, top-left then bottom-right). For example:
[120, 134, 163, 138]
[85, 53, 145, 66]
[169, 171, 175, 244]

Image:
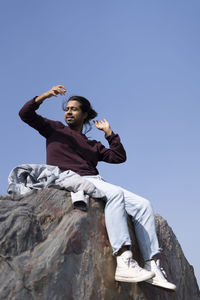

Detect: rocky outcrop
[0, 188, 199, 300]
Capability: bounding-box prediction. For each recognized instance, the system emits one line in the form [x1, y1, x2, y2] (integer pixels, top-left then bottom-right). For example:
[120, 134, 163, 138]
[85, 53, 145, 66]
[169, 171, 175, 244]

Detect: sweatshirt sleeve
[97, 132, 127, 163]
[19, 98, 55, 138]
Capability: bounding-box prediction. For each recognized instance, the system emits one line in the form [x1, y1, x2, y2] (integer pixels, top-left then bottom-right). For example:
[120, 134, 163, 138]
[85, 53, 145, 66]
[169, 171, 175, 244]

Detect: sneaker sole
[115, 272, 155, 283]
[145, 279, 176, 290]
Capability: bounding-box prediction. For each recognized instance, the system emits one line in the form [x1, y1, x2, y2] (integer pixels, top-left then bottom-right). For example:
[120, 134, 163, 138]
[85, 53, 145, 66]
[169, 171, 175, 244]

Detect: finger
[94, 122, 102, 129]
[53, 85, 66, 91]
[58, 89, 65, 95]
[93, 120, 99, 125]
[52, 92, 58, 97]
[56, 88, 66, 95]
[61, 87, 67, 93]
[57, 85, 66, 89]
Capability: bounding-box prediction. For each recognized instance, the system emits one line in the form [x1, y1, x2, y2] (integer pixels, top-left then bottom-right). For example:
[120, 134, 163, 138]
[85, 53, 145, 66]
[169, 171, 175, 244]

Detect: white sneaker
[115, 251, 155, 283]
[144, 259, 176, 290]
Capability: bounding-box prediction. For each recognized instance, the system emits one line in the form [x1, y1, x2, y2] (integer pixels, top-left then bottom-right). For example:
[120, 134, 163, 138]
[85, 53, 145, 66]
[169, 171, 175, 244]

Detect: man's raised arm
[94, 119, 127, 163]
[35, 85, 66, 104]
[19, 85, 66, 138]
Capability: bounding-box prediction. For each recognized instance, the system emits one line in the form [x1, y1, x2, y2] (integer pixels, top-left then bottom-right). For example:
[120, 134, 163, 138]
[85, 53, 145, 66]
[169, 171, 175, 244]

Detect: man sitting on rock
[19, 84, 176, 290]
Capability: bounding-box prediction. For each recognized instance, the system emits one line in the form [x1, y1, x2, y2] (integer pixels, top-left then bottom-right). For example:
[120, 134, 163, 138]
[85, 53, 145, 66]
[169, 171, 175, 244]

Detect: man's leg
[121, 187, 176, 290]
[83, 175, 155, 283]
[84, 175, 131, 254]
[120, 187, 160, 261]
[84, 176, 176, 289]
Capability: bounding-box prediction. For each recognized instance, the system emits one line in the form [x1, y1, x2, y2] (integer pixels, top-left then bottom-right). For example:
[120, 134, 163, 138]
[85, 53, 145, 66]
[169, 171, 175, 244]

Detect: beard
[66, 118, 84, 131]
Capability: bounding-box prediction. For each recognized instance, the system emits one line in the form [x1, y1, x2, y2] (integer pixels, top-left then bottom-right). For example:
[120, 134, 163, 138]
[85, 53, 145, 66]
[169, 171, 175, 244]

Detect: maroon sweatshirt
[19, 98, 127, 176]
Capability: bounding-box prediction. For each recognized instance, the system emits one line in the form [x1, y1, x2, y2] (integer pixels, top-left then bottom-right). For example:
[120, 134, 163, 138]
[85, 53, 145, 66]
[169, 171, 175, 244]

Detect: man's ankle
[116, 246, 131, 256]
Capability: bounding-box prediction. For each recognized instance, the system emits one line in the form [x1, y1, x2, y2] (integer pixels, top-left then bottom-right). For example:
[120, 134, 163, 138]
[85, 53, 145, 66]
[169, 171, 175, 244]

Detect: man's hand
[94, 119, 112, 137]
[47, 85, 66, 97]
[35, 85, 66, 104]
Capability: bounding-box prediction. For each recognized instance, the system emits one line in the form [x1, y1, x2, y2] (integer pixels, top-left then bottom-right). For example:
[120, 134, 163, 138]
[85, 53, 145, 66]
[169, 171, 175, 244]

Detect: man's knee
[106, 188, 124, 203]
[139, 198, 153, 214]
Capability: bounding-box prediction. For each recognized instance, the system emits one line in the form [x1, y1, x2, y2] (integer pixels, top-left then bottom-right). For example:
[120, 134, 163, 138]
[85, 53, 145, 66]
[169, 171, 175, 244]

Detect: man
[19, 85, 176, 290]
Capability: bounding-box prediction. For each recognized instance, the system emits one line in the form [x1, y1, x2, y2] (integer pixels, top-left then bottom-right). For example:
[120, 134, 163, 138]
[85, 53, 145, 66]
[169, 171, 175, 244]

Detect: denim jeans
[83, 175, 160, 261]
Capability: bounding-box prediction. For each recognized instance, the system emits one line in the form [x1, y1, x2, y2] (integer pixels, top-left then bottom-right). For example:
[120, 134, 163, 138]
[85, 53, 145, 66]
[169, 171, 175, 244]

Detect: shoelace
[124, 258, 141, 270]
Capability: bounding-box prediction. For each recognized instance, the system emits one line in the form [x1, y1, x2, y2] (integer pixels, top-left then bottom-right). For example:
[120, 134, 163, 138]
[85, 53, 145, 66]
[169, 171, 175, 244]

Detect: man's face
[64, 100, 87, 128]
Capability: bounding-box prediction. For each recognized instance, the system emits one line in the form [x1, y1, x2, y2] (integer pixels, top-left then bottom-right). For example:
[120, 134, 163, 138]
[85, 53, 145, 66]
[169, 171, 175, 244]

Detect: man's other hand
[94, 119, 112, 137]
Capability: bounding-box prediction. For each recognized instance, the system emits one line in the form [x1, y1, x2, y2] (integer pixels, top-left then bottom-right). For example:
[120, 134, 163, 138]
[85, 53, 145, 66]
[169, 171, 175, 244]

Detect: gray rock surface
[0, 188, 199, 300]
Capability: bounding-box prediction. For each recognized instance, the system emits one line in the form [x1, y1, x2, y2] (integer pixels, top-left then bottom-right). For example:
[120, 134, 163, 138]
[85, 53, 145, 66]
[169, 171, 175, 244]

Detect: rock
[0, 188, 199, 300]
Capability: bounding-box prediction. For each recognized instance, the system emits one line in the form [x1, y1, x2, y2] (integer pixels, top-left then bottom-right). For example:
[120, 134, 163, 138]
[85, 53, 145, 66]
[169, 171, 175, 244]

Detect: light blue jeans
[83, 175, 160, 261]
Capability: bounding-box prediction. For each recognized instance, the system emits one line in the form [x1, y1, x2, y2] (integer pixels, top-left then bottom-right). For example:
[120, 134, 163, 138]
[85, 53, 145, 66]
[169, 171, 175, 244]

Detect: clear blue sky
[0, 0, 200, 286]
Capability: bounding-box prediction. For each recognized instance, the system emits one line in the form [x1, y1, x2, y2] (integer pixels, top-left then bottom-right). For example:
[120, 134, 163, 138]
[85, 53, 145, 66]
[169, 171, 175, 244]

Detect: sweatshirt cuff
[106, 131, 118, 142]
[29, 97, 40, 109]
